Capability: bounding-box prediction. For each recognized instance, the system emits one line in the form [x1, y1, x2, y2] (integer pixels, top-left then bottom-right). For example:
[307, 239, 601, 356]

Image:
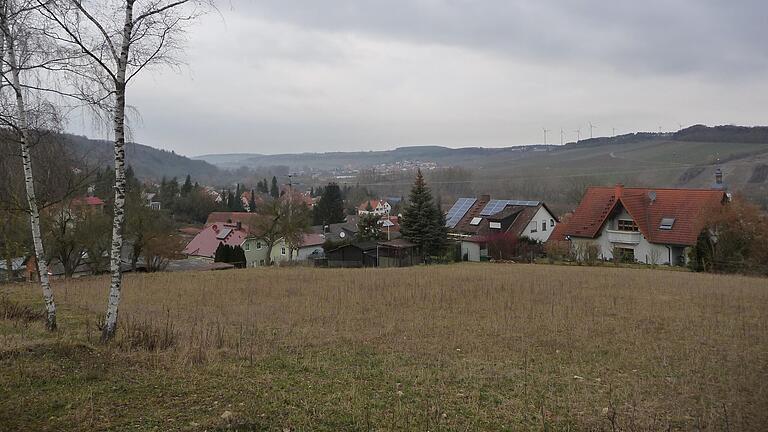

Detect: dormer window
[659, 218, 675, 230]
[617, 219, 639, 232]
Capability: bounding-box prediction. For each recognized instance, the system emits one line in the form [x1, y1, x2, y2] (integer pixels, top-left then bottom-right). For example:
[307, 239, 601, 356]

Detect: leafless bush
[0, 295, 45, 323]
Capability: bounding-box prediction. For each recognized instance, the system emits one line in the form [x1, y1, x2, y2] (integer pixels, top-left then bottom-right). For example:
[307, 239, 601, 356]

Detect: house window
[659, 217, 675, 230]
[550, 219, 555, 227]
[470, 217, 482, 226]
[616, 247, 635, 263]
[281, 247, 286, 255]
[489, 221, 501, 229]
[244, 242, 250, 251]
[617, 219, 639, 232]
[256, 241, 262, 249]
[530, 221, 538, 233]
[542, 221, 547, 231]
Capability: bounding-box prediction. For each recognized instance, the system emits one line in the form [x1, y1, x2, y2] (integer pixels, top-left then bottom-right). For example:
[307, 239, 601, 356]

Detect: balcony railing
[606, 229, 642, 245]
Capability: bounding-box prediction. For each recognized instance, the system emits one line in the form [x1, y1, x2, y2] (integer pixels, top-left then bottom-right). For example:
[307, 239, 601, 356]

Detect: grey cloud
[233, 0, 768, 78]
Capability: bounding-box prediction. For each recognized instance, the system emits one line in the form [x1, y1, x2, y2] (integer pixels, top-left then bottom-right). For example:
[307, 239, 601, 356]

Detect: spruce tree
[234, 183, 243, 211]
[249, 189, 257, 212]
[400, 169, 446, 260]
[313, 182, 345, 225]
[181, 174, 193, 196]
[214, 242, 225, 262]
[270, 176, 279, 198]
[232, 245, 247, 268]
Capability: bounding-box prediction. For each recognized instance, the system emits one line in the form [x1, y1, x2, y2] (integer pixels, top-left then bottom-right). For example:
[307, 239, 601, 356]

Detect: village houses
[357, 199, 391, 216]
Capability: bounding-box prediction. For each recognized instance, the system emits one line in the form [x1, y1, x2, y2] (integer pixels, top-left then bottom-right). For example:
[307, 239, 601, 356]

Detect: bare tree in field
[0, 0, 61, 330]
[38, 0, 209, 341]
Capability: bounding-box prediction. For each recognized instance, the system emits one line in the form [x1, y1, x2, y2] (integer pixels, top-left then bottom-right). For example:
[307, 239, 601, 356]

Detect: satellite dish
[339, 231, 346, 238]
[648, 191, 657, 202]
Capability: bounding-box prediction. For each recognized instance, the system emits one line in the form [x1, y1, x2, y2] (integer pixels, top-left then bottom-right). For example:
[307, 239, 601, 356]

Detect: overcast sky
[71, 0, 768, 156]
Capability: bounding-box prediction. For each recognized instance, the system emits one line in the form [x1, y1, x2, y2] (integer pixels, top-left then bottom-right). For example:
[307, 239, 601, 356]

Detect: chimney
[212, 224, 219, 233]
[480, 194, 491, 202]
[614, 183, 624, 199]
[323, 225, 330, 233]
[236, 221, 242, 230]
[715, 168, 723, 185]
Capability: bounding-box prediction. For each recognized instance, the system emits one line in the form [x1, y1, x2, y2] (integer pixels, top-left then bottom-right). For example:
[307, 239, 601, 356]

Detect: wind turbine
[560, 128, 564, 145]
[612, 127, 617, 136]
[543, 128, 550, 146]
[588, 122, 596, 139]
[574, 128, 581, 142]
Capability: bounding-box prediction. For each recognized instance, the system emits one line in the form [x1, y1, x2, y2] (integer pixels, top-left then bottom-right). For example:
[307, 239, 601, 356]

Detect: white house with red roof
[561, 183, 728, 265]
[358, 199, 391, 216]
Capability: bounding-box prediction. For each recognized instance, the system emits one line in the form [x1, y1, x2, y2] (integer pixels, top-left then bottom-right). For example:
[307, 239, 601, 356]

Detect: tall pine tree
[313, 182, 346, 225]
[181, 174, 193, 196]
[249, 189, 257, 213]
[400, 169, 447, 260]
[270, 176, 279, 198]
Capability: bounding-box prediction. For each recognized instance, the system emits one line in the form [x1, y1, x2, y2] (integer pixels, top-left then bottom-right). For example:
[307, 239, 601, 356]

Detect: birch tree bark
[101, 0, 133, 342]
[38, 0, 209, 341]
[0, 2, 56, 330]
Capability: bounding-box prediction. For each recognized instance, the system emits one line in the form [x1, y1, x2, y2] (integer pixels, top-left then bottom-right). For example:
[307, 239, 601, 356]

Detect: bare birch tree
[0, 0, 60, 330]
[38, 0, 209, 341]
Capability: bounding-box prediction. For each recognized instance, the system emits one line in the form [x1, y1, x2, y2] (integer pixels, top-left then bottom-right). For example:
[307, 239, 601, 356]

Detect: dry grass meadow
[1, 263, 767, 431]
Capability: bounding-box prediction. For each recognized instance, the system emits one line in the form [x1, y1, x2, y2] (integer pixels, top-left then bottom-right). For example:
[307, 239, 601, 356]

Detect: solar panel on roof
[445, 198, 476, 228]
[479, 199, 540, 216]
[216, 228, 232, 240]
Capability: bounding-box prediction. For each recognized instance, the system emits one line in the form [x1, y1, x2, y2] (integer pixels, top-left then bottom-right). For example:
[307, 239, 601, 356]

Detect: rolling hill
[65, 134, 221, 183]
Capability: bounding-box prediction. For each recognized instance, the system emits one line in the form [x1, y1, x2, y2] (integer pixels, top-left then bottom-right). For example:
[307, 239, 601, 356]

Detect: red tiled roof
[71, 196, 105, 206]
[547, 212, 572, 243]
[183, 223, 248, 258]
[358, 199, 387, 211]
[206, 212, 253, 226]
[563, 186, 727, 246]
[300, 233, 326, 247]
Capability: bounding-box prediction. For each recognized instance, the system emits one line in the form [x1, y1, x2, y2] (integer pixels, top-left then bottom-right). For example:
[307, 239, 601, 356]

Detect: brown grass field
[1, 263, 767, 431]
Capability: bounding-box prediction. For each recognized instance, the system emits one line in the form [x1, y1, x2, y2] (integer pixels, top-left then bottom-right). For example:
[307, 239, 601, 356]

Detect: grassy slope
[1, 264, 767, 431]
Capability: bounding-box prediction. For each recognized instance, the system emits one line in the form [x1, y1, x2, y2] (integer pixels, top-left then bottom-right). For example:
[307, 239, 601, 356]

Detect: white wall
[521, 206, 557, 243]
[570, 215, 680, 265]
[296, 245, 324, 261]
[460, 241, 481, 262]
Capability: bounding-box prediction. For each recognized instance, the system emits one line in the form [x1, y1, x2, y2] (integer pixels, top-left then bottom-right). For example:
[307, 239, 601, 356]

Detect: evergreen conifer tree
[232, 245, 247, 268]
[400, 169, 447, 260]
[270, 176, 279, 198]
[214, 242, 225, 262]
[181, 174, 193, 196]
[312, 182, 346, 225]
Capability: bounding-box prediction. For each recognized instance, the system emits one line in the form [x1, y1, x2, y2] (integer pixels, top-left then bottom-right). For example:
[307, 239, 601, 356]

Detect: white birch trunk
[101, 1, 134, 342]
[2, 12, 57, 330]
